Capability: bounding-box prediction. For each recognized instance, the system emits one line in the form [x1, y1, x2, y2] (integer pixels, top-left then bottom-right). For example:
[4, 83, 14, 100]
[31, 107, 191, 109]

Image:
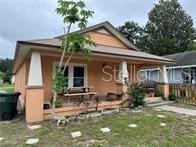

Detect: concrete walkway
[156, 105, 196, 116]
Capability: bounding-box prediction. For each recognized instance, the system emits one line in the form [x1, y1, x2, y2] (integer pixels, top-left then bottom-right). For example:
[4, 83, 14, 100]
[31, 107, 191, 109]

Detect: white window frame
[53, 62, 88, 88]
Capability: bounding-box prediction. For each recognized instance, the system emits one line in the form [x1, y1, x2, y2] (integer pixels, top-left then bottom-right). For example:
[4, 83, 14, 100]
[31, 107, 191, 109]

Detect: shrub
[169, 93, 177, 101]
[0, 72, 3, 79]
[128, 83, 146, 107]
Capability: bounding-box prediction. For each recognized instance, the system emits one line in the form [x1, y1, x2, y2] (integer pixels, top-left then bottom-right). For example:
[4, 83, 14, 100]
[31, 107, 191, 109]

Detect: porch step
[144, 97, 163, 104]
[146, 101, 174, 107]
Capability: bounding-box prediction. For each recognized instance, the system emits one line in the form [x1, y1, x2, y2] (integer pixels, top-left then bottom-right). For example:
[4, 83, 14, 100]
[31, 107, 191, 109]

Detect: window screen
[73, 66, 84, 87]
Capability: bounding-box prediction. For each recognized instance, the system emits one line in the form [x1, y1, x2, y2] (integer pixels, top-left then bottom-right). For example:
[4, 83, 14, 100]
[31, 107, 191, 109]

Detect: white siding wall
[167, 69, 183, 84]
[144, 68, 183, 83]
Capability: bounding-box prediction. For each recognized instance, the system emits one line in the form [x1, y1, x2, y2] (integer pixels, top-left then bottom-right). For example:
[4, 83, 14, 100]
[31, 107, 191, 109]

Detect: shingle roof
[90, 45, 172, 62]
[164, 50, 196, 66]
[23, 38, 61, 47]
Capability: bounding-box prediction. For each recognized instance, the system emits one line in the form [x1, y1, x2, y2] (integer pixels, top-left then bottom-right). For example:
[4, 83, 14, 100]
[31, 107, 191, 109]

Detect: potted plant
[148, 88, 156, 97]
[55, 97, 63, 108]
[155, 88, 163, 97]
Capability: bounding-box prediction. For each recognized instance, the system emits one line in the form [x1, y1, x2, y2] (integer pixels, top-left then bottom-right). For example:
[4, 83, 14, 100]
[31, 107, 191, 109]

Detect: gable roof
[164, 50, 196, 67]
[56, 21, 139, 51]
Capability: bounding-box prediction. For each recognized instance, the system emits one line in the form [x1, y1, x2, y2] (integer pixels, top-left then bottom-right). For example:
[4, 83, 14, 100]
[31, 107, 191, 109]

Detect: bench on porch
[62, 86, 98, 106]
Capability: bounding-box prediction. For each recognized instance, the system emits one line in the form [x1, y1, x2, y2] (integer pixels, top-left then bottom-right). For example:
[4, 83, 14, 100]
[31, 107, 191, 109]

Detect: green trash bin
[0, 92, 21, 120]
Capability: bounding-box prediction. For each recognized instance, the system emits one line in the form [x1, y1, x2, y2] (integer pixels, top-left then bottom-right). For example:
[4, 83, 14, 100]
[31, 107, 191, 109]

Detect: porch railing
[169, 84, 196, 105]
[141, 80, 157, 89]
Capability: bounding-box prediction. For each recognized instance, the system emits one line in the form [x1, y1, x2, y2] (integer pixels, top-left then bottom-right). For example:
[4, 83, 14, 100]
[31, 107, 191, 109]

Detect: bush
[169, 93, 177, 101]
[0, 72, 3, 79]
[128, 83, 146, 107]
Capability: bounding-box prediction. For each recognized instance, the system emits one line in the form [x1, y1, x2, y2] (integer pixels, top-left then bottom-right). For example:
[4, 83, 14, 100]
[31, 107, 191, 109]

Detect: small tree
[52, 0, 95, 118]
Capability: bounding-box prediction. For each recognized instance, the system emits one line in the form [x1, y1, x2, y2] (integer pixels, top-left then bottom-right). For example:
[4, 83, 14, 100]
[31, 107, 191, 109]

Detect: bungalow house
[13, 21, 174, 123]
[142, 51, 196, 84]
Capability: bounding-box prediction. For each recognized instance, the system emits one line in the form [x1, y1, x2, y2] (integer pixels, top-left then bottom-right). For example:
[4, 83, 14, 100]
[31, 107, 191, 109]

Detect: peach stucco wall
[26, 88, 44, 123]
[15, 61, 28, 107]
[87, 32, 128, 49]
[156, 83, 169, 99]
[41, 55, 121, 100]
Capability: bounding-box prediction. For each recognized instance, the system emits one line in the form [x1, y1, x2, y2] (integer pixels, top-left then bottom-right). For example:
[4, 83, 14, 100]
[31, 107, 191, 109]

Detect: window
[182, 68, 190, 84]
[54, 63, 87, 88]
[64, 67, 69, 88]
[73, 66, 84, 87]
[182, 67, 196, 84]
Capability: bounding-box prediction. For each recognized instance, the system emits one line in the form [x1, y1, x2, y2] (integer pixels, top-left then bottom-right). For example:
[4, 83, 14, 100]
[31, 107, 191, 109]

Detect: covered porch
[25, 48, 172, 122]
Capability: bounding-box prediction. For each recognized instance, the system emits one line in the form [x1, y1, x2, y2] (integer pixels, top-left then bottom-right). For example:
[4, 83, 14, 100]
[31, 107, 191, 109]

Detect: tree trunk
[51, 23, 72, 119]
[51, 91, 58, 118]
[63, 52, 74, 72]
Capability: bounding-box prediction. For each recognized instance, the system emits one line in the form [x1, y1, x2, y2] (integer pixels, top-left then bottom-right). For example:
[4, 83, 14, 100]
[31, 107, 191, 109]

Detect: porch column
[117, 61, 129, 105]
[157, 65, 169, 99]
[28, 52, 43, 86]
[26, 52, 44, 123]
[119, 61, 129, 84]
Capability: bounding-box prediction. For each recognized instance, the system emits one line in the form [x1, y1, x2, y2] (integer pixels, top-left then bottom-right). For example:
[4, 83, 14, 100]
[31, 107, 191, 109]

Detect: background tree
[143, 0, 194, 55]
[187, 41, 196, 51]
[0, 58, 13, 83]
[118, 21, 143, 47]
[52, 0, 95, 118]
[187, 29, 196, 51]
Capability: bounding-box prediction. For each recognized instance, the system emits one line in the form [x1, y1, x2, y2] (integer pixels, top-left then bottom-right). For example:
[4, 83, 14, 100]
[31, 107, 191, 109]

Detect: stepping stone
[0, 137, 3, 141]
[28, 125, 41, 130]
[26, 138, 39, 145]
[70, 131, 82, 138]
[154, 108, 162, 111]
[157, 114, 165, 118]
[160, 123, 166, 127]
[132, 110, 142, 113]
[91, 113, 101, 118]
[101, 110, 113, 115]
[100, 127, 111, 133]
[129, 124, 138, 128]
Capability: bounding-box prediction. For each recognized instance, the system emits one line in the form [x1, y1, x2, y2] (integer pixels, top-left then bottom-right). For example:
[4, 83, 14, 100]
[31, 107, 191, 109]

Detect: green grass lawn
[0, 84, 14, 93]
[0, 108, 196, 146]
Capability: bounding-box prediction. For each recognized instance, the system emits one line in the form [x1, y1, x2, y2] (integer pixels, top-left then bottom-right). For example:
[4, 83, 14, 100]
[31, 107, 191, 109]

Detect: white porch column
[119, 61, 129, 84]
[117, 61, 129, 103]
[159, 65, 168, 83]
[28, 52, 43, 86]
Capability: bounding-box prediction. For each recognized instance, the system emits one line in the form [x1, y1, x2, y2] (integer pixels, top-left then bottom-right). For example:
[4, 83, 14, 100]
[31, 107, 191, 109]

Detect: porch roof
[18, 38, 173, 62]
[13, 38, 174, 74]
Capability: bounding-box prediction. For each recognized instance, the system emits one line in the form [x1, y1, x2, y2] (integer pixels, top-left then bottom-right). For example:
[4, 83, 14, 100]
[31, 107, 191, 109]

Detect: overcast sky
[0, 0, 195, 58]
